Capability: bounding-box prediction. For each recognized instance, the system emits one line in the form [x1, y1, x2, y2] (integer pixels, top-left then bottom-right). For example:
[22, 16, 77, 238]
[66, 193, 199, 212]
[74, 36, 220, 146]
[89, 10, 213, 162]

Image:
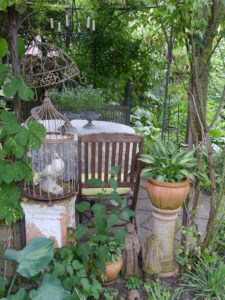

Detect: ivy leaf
[0, 38, 8, 57]
[75, 201, 90, 212]
[75, 224, 88, 239]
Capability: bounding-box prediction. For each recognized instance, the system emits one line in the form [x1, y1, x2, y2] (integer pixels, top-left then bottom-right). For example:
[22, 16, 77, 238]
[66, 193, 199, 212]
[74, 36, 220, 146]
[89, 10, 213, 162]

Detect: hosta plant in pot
[139, 140, 203, 210]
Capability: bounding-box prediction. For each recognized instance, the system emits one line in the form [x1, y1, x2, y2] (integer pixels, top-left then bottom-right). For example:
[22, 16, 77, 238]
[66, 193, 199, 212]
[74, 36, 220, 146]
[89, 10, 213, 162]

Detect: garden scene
[0, 0, 225, 299]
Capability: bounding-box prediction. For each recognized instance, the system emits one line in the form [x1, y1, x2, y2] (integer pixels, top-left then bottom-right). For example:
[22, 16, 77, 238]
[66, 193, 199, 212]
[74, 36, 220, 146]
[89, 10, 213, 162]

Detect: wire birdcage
[24, 91, 76, 204]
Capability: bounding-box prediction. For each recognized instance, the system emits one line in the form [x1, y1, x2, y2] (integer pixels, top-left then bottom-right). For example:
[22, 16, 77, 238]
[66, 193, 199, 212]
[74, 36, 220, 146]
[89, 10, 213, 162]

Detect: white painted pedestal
[21, 196, 76, 248]
[151, 204, 180, 277]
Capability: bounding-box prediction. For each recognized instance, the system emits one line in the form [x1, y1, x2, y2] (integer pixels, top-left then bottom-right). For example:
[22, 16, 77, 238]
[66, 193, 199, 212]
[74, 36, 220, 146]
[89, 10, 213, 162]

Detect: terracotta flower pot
[98, 256, 123, 286]
[145, 177, 190, 210]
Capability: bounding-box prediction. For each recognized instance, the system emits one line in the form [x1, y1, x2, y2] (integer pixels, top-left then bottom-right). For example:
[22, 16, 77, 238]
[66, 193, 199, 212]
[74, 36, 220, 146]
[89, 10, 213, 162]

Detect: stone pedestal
[21, 196, 76, 248]
[151, 204, 180, 277]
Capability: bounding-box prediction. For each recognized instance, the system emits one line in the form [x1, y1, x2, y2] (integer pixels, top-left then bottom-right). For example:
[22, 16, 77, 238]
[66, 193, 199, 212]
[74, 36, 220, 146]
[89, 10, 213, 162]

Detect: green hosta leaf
[122, 208, 136, 222]
[4, 237, 54, 278]
[179, 169, 189, 178]
[30, 274, 70, 300]
[92, 203, 106, 217]
[72, 260, 83, 271]
[140, 167, 157, 177]
[3, 77, 18, 98]
[168, 141, 177, 155]
[152, 140, 168, 156]
[0, 38, 8, 57]
[88, 178, 103, 187]
[155, 175, 166, 182]
[52, 264, 66, 277]
[2, 288, 27, 300]
[107, 213, 119, 228]
[75, 224, 88, 239]
[139, 154, 155, 164]
[114, 228, 125, 245]
[18, 37, 25, 60]
[76, 201, 90, 212]
[108, 177, 117, 190]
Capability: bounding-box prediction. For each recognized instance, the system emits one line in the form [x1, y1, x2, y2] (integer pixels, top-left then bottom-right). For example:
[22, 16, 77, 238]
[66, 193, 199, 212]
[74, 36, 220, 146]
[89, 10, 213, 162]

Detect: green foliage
[139, 140, 205, 183]
[1, 237, 70, 299]
[144, 282, 182, 300]
[176, 225, 203, 269]
[53, 166, 134, 299]
[125, 276, 143, 290]
[0, 38, 34, 102]
[103, 288, 118, 300]
[0, 111, 46, 224]
[51, 87, 106, 112]
[5, 237, 55, 278]
[29, 274, 70, 300]
[180, 257, 225, 300]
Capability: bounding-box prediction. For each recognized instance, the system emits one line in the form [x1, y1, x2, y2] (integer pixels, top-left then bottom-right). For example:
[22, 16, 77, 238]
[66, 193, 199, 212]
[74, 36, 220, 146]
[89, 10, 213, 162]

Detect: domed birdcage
[24, 91, 76, 204]
[20, 42, 85, 99]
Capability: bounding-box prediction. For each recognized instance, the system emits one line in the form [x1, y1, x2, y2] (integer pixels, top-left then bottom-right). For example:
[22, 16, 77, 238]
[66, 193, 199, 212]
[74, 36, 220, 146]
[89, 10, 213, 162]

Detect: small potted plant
[51, 87, 106, 126]
[139, 140, 203, 210]
[89, 236, 124, 286]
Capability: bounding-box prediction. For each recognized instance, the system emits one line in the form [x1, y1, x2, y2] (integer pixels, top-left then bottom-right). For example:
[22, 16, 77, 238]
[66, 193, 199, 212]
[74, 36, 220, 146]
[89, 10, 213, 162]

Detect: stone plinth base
[21, 196, 76, 248]
[151, 204, 180, 278]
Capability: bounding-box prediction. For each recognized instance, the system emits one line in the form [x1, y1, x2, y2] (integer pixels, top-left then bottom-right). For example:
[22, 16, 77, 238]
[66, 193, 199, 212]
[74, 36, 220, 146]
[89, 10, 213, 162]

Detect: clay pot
[145, 177, 190, 210]
[98, 256, 123, 286]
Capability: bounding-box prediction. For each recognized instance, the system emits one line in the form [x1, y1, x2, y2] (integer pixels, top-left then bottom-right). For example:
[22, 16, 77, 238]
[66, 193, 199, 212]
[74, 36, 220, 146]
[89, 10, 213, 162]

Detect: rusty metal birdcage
[24, 91, 76, 204]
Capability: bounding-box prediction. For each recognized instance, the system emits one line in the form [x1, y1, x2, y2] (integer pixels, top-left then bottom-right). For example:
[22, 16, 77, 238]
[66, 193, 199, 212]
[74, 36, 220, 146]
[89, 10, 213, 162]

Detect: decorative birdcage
[24, 91, 76, 204]
[20, 42, 86, 99]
